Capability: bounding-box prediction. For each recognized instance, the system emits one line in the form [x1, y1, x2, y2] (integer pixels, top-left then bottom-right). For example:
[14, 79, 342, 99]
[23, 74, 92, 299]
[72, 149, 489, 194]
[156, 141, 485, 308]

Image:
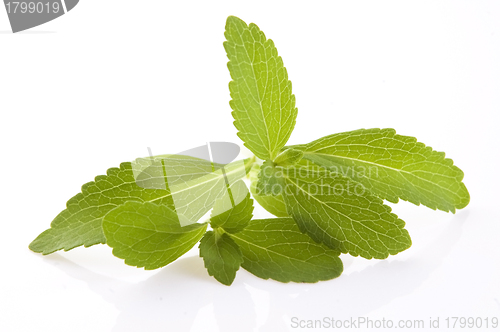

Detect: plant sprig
[29, 16, 469, 286]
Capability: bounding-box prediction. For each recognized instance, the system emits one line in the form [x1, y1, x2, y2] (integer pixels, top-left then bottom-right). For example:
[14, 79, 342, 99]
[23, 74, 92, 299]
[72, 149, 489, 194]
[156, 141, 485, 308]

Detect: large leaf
[295, 128, 470, 212]
[103, 201, 207, 270]
[229, 218, 343, 283]
[29, 160, 175, 255]
[224, 16, 297, 161]
[277, 165, 411, 259]
[29, 157, 251, 254]
[199, 231, 243, 286]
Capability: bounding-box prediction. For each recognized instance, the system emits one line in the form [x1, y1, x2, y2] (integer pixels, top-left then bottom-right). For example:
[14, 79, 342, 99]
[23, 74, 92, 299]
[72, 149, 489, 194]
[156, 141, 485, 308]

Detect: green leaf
[161, 157, 250, 227]
[199, 230, 243, 286]
[255, 160, 284, 196]
[224, 16, 298, 161]
[229, 218, 343, 283]
[210, 181, 254, 234]
[280, 166, 412, 259]
[28, 160, 175, 255]
[249, 164, 289, 217]
[29, 157, 250, 255]
[249, 159, 319, 218]
[254, 157, 316, 197]
[296, 128, 470, 212]
[274, 148, 304, 166]
[103, 201, 207, 270]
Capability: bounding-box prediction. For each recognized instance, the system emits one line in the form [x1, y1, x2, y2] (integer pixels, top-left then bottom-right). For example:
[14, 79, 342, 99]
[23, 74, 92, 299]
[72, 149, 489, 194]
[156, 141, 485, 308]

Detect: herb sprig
[29, 16, 469, 285]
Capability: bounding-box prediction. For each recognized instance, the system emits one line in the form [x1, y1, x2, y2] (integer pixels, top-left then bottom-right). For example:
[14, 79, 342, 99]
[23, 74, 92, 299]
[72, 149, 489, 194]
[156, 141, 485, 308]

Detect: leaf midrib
[229, 232, 333, 268]
[241, 31, 273, 159]
[150, 162, 246, 203]
[304, 151, 459, 197]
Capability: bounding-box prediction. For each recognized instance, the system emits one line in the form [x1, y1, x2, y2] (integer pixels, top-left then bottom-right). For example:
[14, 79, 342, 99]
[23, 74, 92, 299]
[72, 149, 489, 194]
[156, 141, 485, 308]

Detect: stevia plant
[29, 16, 469, 285]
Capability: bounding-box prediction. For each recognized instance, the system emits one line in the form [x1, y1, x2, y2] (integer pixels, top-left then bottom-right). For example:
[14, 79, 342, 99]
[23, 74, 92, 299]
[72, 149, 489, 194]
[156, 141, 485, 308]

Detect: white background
[1, 1, 499, 331]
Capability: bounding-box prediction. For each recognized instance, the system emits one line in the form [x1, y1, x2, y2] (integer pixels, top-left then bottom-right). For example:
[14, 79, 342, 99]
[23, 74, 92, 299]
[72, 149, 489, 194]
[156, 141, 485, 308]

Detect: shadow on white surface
[42, 212, 468, 332]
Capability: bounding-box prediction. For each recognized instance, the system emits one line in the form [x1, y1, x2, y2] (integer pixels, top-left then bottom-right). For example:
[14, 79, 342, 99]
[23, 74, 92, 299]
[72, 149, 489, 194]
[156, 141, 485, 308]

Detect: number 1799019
[5, 2, 60, 14]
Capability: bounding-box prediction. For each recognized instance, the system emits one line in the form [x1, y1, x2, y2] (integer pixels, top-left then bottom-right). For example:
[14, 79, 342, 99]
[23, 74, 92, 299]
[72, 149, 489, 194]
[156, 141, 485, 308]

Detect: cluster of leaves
[29, 16, 469, 286]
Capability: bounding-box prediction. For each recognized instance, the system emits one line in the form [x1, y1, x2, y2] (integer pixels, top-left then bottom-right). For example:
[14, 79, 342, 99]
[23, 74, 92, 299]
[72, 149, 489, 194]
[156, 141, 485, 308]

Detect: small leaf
[225, 16, 298, 160]
[281, 166, 411, 259]
[295, 128, 470, 212]
[274, 148, 304, 166]
[210, 181, 254, 234]
[229, 218, 343, 283]
[199, 231, 243, 286]
[103, 201, 207, 270]
[255, 160, 285, 196]
[254, 157, 315, 196]
[249, 165, 289, 217]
